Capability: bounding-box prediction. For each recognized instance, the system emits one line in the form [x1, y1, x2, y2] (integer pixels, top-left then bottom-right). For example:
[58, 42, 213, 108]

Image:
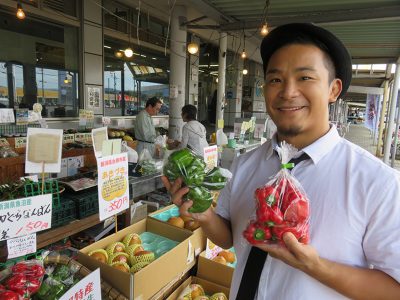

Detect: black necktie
[235, 152, 310, 300]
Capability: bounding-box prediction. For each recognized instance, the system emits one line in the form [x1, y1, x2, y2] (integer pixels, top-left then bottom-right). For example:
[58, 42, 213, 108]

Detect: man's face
[149, 103, 162, 116]
[263, 44, 341, 142]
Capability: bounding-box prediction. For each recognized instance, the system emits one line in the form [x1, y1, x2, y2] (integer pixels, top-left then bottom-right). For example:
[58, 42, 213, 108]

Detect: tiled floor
[344, 124, 400, 171]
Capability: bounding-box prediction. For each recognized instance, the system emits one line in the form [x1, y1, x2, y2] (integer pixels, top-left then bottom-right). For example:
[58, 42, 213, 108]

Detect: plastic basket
[52, 198, 76, 228]
[24, 179, 62, 207]
[63, 188, 99, 219]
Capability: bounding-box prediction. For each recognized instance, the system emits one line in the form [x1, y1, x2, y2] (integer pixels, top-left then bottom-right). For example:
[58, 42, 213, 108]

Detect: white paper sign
[102, 117, 111, 126]
[0, 194, 52, 241]
[15, 137, 27, 148]
[7, 233, 37, 259]
[205, 239, 223, 259]
[91, 127, 108, 157]
[97, 152, 129, 221]
[25, 128, 63, 174]
[60, 268, 102, 300]
[0, 108, 15, 123]
[233, 123, 241, 137]
[203, 145, 218, 170]
[117, 119, 126, 128]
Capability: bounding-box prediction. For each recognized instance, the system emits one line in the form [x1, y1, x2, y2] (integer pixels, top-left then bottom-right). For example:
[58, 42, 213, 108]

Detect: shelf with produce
[37, 213, 101, 249]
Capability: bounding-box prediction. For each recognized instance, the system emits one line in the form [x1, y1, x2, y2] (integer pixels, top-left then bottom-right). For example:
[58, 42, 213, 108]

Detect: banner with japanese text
[97, 152, 129, 221]
[60, 268, 101, 300]
[0, 194, 52, 241]
[203, 145, 218, 170]
[364, 94, 381, 132]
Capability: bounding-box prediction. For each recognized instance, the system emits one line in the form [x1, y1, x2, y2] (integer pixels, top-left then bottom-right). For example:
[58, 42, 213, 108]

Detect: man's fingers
[170, 177, 183, 194]
[171, 186, 189, 206]
[179, 200, 194, 218]
[161, 176, 171, 191]
[282, 232, 302, 254]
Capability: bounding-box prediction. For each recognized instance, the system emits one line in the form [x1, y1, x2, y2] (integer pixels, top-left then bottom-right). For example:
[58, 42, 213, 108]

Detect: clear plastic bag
[137, 148, 157, 176]
[0, 260, 45, 299]
[154, 135, 167, 159]
[243, 142, 310, 245]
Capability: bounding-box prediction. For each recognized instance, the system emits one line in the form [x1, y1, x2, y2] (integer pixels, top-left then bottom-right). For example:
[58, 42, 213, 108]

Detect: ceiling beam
[348, 85, 384, 95]
[189, 5, 400, 31]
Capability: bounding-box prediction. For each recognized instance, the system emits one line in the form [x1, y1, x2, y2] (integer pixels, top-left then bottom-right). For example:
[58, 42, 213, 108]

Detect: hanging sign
[0, 194, 52, 241]
[7, 233, 37, 259]
[60, 268, 102, 300]
[203, 145, 218, 170]
[97, 152, 129, 221]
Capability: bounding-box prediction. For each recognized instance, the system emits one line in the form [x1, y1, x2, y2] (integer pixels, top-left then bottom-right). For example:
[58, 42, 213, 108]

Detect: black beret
[260, 23, 352, 99]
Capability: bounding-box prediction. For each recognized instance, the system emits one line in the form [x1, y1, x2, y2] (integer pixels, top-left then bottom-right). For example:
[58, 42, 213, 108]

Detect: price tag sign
[102, 117, 111, 126]
[75, 133, 91, 143]
[205, 239, 223, 259]
[0, 138, 9, 147]
[63, 134, 75, 144]
[203, 145, 218, 170]
[0, 194, 52, 241]
[7, 233, 37, 259]
[15, 137, 27, 148]
[60, 268, 101, 300]
[97, 152, 129, 221]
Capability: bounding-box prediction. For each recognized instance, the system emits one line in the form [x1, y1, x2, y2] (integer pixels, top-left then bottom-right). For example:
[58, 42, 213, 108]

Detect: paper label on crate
[0, 108, 15, 123]
[0, 138, 9, 147]
[97, 152, 129, 221]
[75, 133, 92, 143]
[203, 145, 218, 170]
[7, 233, 37, 259]
[0, 194, 52, 241]
[63, 134, 75, 144]
[15, 137, 26, 148]
[60, 268, 101, 300]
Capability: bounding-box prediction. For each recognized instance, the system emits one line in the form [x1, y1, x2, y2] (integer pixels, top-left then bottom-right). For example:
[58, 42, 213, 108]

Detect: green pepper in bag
[185, 186, 213, 213]
[183, 157, 207, 186]
[203, 167, 228, 190]
[169, 148, 194, 170]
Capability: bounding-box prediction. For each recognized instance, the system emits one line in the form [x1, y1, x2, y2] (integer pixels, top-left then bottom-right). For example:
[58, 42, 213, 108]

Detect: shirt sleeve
[178, 125, 189, 149]
[135, 112, 156, 142]
[362, 172, 400, 283]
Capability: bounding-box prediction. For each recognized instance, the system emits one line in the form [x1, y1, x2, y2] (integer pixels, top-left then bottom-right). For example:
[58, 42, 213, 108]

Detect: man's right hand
[161, 176, 212, 223]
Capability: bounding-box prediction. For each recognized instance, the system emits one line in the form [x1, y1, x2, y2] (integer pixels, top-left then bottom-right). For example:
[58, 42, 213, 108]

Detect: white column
[216, 32, 227, 130]
[376, 65, 391, 156]
[383, 62, 400, 164]
[168, 6, 187, 140]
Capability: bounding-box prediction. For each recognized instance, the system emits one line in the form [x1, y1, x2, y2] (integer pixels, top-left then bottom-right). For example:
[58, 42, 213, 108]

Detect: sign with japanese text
[63, 134, 75, 144]
[203, 145, 218, 170]
[0, 194, 52, 241]
[97, 152, 129, 221]
[75, 133, 92, 143]
[15, 137, 27, 149]
[79, 109, 95, 129]
[60, 268, 101, 300]
[205, 239, 223, 259]
[7, 233, 37, 259]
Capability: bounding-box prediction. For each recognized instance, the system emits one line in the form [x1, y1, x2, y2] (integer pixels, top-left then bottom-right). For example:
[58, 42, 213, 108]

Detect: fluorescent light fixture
[104, 45, 111, 49]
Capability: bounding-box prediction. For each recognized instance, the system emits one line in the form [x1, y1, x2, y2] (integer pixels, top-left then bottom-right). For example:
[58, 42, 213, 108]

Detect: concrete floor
[344, 124, 400, 171]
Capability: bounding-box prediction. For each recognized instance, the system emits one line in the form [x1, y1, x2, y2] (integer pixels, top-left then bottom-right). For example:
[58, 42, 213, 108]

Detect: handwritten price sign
[0, 194, 52, 241]
[97, 152, 129, 221]
[7, 233, 37, 259]
[60, 268, 101, 300]
[203, 145, 218, 170]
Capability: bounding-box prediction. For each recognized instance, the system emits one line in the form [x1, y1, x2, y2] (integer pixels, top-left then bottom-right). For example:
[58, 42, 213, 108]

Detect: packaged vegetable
[163, 149, 231, 213]
[243, 142, 310, 245]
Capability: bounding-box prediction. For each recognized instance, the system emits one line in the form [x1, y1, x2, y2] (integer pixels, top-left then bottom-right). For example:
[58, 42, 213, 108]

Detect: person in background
[163, 23, 400, 299]
[134, 97, 162, 157]
[169, 104, 209, 156]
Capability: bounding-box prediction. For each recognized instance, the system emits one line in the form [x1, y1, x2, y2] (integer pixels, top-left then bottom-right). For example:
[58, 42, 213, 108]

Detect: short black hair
[181, 104, 197, 121]
[146, 97, 162, 108]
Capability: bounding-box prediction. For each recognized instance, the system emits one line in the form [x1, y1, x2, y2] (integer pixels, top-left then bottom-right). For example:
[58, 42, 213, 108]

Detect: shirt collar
[264, 124, 341, 164]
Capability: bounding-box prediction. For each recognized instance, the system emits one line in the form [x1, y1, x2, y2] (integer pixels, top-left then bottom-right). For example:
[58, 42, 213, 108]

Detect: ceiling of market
[120, 0, 400, 103]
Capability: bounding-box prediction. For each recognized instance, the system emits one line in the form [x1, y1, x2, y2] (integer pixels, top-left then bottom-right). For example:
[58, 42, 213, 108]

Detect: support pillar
[168, 6, 187, 140]
[376, 65, 392, 156]
[216, 32, 227, 130]
[383, 61, 400, 164]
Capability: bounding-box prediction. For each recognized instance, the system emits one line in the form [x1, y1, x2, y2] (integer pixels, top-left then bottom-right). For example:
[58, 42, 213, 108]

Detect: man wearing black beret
[163, 23, 400, 299]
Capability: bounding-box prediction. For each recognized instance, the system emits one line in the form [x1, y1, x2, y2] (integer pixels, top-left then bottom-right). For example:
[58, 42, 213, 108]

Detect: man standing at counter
[163, 23, 400, 299]
[134, 97, 162, 157]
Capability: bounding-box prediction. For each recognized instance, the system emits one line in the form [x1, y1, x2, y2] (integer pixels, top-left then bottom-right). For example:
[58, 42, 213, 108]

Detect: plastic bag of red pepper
[0, 260, 45, 300]
[243, 141, 310, 245]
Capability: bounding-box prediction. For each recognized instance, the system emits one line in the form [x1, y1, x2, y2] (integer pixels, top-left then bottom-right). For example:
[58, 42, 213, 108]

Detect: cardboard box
[166, 276, 230, 300]
[197, 251, 234, 289]
[130, 201, 159, 224]
[77, 218, 196, 300]
[149, 204, 206, 256]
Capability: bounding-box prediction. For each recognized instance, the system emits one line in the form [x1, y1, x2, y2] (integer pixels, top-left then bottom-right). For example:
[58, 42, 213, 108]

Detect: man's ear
[329, 79, 342, 103]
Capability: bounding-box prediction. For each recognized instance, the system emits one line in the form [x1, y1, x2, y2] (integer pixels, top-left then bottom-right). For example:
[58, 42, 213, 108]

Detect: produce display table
[129, 172, 164, 199]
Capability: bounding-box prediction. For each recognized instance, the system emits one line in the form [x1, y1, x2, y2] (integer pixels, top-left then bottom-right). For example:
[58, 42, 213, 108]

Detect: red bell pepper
[243, 221, 272, 244]
[6, 273, 27, 291]
[11, 263, 27, 274]
[26, 278, 40, 295]
[283, 198, 309, 223]
[28, 264, 45, 278]
[255, 185, 279, 208]
[0, 285, 5, 292]
[272, 222, 309, 244]
[0, 290, 20, 300]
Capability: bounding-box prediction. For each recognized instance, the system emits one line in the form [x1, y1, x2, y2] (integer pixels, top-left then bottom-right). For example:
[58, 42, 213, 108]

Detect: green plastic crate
[63, 188, 98, 219]
[51, 198, 76, 227]
[24, 180, 61, 207]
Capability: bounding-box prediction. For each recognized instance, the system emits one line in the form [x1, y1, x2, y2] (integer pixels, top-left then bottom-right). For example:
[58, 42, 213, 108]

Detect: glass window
[104, 70, 122, 116]
[0, 11, 79, 117]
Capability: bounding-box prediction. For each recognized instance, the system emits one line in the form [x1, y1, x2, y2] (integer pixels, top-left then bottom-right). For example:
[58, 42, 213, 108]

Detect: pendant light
[16, 2, 25, 20]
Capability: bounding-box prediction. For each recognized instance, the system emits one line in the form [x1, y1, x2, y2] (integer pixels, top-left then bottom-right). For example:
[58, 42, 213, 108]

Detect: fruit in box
[131, 250, 155, 265]
[212, 256, 227, 265]
[106, 242, 125, 255]
[110, 262, 130, 273]
[210, 293, 228, 300]
[194, 296, 209, 300]
[184, 219, 200, 231]
[217, 250, 235, 264]
[108, 252, 129, 265]
[130, 261, 150, 273]
[168, 216, 185, 228]
[123, 135, 133, 141]
[126, 244, 144, 257]
[88, 249, 108, 263]
[123, 233, 142, 247]
[180, 215, 193, 223]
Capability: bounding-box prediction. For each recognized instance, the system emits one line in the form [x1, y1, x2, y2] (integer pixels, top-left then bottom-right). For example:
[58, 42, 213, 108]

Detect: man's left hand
[255, 232, 320, 274]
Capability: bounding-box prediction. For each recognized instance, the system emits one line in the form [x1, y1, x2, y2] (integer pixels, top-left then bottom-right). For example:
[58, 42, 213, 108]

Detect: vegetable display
[163, 149, 230, 213]
[243, 142, 310, 245]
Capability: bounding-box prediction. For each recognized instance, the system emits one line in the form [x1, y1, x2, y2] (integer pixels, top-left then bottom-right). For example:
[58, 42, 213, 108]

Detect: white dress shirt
[216, 125, 400, 300]
[178, 120, 208, 156]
